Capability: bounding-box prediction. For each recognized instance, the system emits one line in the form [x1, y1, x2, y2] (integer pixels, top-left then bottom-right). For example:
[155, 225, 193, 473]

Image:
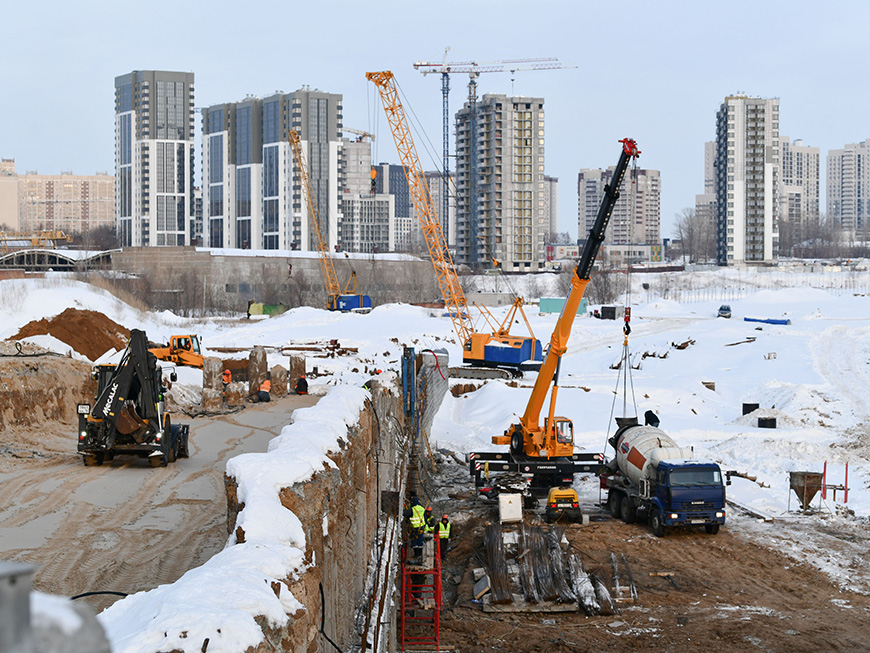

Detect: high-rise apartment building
[695, 141, 717, 229]
[827, 139, 870, 233]
[375, 163, 415, 251]
[340, 138, 394, 253]
[424, 171, 455, 250]
[114, 70, 195, 247]
[779, 137, 820, 246]
[0, 159, 20, 230]
[455, 94, 549, 271]
[19, 171, 115, 233]
[543, 175, 559, 240]
[714, 94, 780, 265]
[202, 88, 344, 251]
[577, 167, 660, 246]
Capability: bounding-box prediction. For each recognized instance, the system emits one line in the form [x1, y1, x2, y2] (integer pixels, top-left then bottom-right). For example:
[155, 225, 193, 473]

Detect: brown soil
[436, 505, 870, 652]
[9, 308, 129, 361]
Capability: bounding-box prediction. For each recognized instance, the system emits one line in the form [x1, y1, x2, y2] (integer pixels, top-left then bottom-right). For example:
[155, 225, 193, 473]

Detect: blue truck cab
[650, 461, 726, 536]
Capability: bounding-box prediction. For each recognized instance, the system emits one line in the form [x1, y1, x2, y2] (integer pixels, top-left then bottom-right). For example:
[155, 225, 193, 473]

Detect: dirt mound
[10, 308, 129, 361]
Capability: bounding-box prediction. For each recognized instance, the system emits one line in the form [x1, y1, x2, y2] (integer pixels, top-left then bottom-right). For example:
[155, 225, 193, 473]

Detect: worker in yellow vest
[423, 506, 436, 534]
[406, 496, 426, 560]
[436, 514, 451, 560]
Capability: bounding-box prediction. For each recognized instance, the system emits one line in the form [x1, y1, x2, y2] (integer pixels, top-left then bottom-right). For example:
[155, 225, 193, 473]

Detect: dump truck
[148, 334, 204, 368]
[601, 419, 726, 536]
[78, 329, 190, 467]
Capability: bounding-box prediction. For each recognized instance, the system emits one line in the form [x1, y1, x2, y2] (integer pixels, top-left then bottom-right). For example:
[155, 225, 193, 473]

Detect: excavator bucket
[116, 400, 149, 442]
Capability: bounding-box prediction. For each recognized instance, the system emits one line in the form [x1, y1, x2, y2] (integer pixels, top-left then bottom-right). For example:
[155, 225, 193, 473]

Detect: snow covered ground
[5, 268, 870, 648]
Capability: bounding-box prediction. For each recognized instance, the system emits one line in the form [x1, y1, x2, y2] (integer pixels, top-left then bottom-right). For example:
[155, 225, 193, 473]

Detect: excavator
[78, 329, 190, 467]
[470, 138, 640, 498]
[367, 70, 541, 377]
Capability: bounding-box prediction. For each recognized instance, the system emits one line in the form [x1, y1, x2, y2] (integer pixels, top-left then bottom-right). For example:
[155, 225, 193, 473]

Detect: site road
[0, 393, 319, 613]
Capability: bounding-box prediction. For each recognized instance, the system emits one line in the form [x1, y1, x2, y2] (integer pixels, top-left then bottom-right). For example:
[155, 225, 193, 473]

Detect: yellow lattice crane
[288, 129, 371, 312]
[366, 71, 540, 373]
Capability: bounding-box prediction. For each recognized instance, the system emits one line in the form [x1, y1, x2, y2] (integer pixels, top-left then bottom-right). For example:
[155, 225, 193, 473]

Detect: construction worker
[258, 374, 271, 402]
[405, 496, 426, 561]
[295, 375, 308, 395]
[423, 506, 436, 534]
[436, 514, 451, 560]
[222, 369, 232, 392]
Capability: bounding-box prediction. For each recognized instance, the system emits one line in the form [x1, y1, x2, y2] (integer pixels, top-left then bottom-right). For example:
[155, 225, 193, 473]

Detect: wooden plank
[473, 575, 491, 600]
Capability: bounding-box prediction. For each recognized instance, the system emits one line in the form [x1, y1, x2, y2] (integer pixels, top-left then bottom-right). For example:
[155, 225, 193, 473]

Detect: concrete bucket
[790, 471, 823, 511]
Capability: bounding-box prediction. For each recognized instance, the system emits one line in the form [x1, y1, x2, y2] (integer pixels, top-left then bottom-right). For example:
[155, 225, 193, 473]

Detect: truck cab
[648, 461, 726, 536]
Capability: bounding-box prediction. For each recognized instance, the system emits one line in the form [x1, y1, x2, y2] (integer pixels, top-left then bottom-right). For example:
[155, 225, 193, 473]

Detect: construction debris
[650, 572, 679, 589]
[483, 524, 513, 604]
[568, 554, 601, 615]
[671, 339, 696, 350]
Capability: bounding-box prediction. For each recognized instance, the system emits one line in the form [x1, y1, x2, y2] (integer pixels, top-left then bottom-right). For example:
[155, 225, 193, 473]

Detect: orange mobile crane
[366, 71, 541, 374]
[470, 138, 640, 495]
[288, 129, 371, 312]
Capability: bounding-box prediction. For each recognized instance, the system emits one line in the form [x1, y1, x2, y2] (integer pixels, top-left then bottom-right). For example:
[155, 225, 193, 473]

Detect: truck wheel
[620, 495, 637, 524]
[651, 509, 665, 537]
[608, 492, 622, 518]
[705, 524, 720, 535]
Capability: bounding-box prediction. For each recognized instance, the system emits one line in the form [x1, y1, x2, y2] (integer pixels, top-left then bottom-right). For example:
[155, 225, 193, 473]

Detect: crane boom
[288, 129, 342, 306]
[366, 71, 474, 345]
[497, 138, 640, 457]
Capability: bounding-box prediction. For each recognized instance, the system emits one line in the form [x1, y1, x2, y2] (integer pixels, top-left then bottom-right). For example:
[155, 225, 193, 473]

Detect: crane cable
[603, 158, 640, 452]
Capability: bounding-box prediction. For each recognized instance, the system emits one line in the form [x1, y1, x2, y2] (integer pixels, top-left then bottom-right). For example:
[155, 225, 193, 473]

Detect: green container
[539, 297, 587, 315]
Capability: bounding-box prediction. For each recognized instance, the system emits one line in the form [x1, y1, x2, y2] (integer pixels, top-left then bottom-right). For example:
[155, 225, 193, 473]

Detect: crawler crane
[470, 138, 640, 496]
[366, 70, 541, 375]
[288, 129, 371, 312]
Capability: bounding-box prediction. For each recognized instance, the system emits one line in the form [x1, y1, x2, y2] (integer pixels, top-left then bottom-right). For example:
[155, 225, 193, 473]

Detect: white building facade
[114, 70, 196, 247]
[577, 167, 661, 245]
[715, 94, 780, 265]
[827, 139, 870, 233]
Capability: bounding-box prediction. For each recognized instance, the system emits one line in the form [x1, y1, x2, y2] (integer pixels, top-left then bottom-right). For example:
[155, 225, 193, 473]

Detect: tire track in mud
[0, 395, 319, 613]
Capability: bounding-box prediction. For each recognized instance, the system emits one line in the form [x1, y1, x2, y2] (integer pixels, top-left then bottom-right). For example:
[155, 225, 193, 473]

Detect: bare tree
[586, 269, 619, 305]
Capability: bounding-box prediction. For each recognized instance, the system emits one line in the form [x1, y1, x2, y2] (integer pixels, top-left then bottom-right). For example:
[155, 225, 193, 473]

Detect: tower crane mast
[413, 53, 575, 267]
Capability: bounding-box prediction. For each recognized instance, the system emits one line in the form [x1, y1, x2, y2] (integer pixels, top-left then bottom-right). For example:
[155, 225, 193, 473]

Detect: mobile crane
[288, 129, 372, 312]
[469, 138, 640, 496]
[366, 70, 542, 375]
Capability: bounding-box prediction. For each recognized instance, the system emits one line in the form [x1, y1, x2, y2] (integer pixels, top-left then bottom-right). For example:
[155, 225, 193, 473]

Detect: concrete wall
[109, 247, 440, 313]
[224, 379, 408, 652]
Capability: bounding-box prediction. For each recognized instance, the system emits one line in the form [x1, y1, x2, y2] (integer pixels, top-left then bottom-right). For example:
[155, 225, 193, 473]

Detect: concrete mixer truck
[601, 419, 727, 537]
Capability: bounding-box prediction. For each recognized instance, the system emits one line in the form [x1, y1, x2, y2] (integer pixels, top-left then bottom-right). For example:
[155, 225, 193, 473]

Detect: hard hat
[425, 506, 432, 511]
[442, 514, 448, 520]
[300, 375, 306, 379]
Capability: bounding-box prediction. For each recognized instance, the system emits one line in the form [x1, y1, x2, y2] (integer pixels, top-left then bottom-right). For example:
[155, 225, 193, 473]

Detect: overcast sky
[2, 0, 867, 240]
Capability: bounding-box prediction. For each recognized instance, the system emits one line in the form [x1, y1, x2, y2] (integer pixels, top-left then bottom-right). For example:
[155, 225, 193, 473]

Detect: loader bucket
[789, 471, 822, 511]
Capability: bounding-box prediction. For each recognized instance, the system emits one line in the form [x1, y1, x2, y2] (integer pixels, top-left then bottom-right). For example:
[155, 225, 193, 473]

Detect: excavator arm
[498, 139, 640, 456]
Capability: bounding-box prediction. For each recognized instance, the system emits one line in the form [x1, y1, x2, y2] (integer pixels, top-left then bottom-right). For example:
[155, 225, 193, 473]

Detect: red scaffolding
[400, 535, 442, 651]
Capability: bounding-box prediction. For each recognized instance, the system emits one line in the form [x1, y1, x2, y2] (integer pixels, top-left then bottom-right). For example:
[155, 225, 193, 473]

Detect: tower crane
[413, 52, 575, 264]
[342, 128, 375, 142]
[288, 129, 372, 312]
[367, 70, 541, 376]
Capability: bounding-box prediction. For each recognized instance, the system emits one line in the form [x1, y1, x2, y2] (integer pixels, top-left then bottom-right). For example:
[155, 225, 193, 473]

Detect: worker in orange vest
[258, 374, 272, 402]
[222, 369, 232, 392]
[295, 375, 308, 395]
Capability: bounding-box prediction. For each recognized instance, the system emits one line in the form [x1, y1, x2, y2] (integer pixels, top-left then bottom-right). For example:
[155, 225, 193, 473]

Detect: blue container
[336, 294, 372, 311]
